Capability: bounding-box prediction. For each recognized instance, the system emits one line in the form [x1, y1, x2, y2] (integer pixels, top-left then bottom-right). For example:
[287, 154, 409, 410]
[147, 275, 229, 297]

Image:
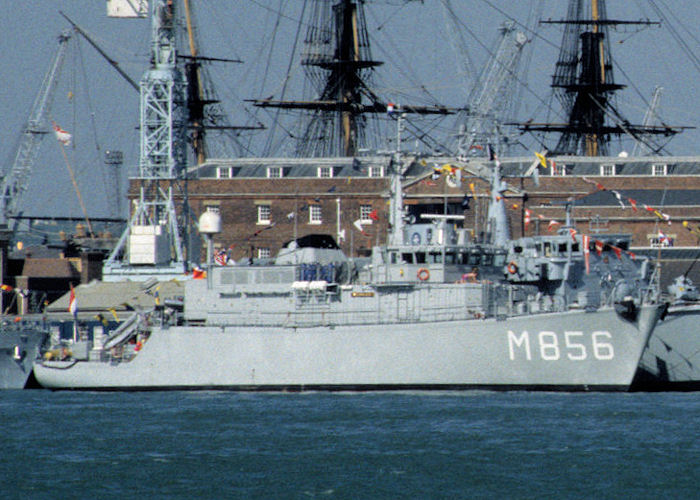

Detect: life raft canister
[507, 261, 519, 274]
[417, 268, 430, 281]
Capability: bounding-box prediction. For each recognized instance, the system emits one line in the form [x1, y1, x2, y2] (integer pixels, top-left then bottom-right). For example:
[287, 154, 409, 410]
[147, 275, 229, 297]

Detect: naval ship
[33, 155, 663, 391]
[632, 276, 700, 390]
[0, 319, 48, 389]
[31, 0, 671, 391]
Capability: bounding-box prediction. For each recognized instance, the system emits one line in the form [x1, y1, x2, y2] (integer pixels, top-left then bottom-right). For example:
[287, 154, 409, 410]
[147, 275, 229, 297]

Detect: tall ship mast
[519, 0, 682, 156]
[252, 0, 452, 157]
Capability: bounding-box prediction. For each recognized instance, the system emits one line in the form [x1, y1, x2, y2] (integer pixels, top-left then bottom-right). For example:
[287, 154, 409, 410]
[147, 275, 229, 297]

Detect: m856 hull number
[508, 331, 614, 361]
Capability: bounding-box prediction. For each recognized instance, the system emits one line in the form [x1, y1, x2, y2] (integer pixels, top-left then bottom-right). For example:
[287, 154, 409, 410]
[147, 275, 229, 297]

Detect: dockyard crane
[1, 31, 72, 231]
[452, 20, 528, 157]
[103, 0, 191, 279]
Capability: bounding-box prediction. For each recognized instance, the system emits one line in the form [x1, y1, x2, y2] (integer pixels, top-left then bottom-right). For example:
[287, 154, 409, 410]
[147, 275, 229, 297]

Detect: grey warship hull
[633, 303, 700, 391]
[1, 325, 47, 389]
[34, 300, 660, 392]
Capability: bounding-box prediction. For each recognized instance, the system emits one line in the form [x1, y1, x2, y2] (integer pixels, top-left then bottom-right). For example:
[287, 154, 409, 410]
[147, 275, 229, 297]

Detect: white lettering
[538, 331, 560, 360]
[508, 330, 614, 361]
[508, 330, 531, 360]
[564, 331, 587, 360]
[592, 331, 614, 360]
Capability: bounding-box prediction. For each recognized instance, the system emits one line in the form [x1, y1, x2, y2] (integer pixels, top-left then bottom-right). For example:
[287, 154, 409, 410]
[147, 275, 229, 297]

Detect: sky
[1, 0, 699, 221]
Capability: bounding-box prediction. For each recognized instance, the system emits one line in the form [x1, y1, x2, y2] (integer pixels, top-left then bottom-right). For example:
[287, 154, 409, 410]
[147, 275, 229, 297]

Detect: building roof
[190, 154, 700, 182]
[21, 258, 80, 279]
[575, 189, 700, 208]
[193, 156, 394, 179]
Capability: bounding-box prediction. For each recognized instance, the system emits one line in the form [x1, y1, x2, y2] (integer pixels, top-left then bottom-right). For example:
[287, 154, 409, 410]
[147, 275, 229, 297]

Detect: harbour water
[1, 390, 698, 498]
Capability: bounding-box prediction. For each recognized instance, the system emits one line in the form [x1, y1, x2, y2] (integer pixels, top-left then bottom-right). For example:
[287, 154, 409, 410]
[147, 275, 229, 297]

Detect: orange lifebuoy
[417, 268, 430, 281]
[507, 262, 518, 274]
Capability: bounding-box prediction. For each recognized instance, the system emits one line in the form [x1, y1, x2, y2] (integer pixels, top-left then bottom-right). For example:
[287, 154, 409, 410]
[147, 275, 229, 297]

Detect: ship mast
[252, 0, 451, 157]
[518, 0, 681, 156]
[180, 0, 260, 164]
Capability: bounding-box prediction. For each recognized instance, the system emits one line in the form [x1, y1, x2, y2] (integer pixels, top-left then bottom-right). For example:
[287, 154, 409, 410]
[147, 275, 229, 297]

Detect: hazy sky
[2, 1, 699, 220]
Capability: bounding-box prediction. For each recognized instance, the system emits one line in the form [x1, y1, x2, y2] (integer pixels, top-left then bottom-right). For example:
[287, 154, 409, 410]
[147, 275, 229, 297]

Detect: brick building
[129, 154, 700, 286]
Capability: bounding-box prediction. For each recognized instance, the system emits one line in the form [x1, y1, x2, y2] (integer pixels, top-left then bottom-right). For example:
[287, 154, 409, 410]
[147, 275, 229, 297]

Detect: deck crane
[1, 31, 72, 232]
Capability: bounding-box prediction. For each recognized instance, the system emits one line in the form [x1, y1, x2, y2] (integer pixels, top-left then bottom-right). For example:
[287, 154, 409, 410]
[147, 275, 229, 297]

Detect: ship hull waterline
[1, 329, 47, 389]
[34, 305, 660, 392]
[632, 303, 700, 391]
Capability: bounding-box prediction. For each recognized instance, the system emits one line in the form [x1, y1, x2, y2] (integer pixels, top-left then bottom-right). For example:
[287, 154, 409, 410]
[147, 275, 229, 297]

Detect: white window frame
[267, 166, 284, 178]
[550, 164, 567, 176]
[257, 204, 271, 225]
[648, 233, 675, 248]
[600, 164, 616, 176]
[360, 204, 373, 224]
[309, 205, 322, 225]
[216, 166, 233, 179]
[257, 248, 271, 259]
[317, 166, 334, 178]
[651, 164, 667, 176]
[367, 166, 384, 178]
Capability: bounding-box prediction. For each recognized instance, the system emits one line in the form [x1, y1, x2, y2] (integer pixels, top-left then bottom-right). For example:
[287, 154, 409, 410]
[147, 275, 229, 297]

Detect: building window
[317, 166, 334, 178]
[258, 248, 271, 259]
[216, 166, 233, 179]
[550, 163, 566, 176]
[205, 204, 220, 214]
[600, 164, 616, 176]
[257, 204, 271, 225]
[648, 233, 674, 248]
[360, 205, 374, 223]
[652, 164, 667, 176]
[309, 205, 322, 224]
[267, 167, 284, 178]
[367, 166, 384, 178]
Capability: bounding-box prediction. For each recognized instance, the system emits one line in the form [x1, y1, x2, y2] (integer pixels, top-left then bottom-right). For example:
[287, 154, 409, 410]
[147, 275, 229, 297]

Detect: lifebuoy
[417, 268, 430, 281]
[507, 261, 518, 274]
